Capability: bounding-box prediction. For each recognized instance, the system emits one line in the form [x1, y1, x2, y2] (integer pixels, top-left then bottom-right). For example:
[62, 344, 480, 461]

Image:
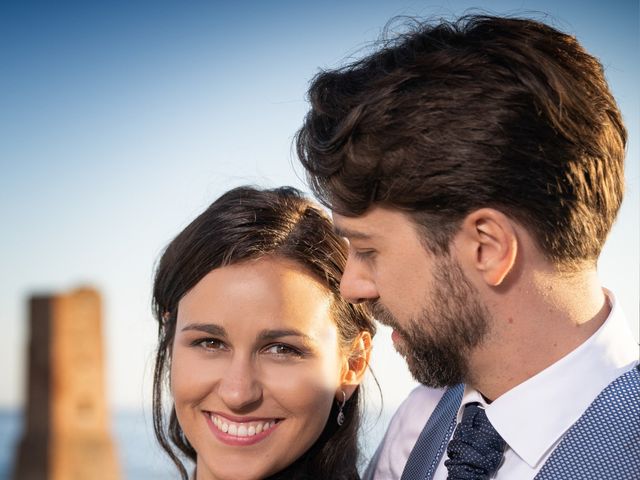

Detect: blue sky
[1, 1, 638, 409]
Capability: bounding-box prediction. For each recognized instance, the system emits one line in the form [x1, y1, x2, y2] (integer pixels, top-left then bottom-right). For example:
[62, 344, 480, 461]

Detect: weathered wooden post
[14, 287, 120, 480]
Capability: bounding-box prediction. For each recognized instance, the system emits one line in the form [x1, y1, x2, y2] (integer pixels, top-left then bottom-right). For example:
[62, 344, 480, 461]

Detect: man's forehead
[332, 211, 375, 239]
[333, 224, 373, 240]
[332, 207, 414, 240]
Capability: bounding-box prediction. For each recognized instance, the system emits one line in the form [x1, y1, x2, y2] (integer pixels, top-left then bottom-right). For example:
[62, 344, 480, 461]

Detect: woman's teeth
[211, 415, 277, 437]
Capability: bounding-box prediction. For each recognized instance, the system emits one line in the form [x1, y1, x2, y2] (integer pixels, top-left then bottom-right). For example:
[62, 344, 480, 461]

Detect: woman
[152, 186, 376, 480]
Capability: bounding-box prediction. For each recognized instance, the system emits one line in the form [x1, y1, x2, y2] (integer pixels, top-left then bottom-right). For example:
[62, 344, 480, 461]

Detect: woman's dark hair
[152, 185, 376, 480]
[296, 15, 626, 269]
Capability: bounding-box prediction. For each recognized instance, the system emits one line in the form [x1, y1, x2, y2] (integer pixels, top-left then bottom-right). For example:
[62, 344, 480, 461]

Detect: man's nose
[339, 255, 379, 304]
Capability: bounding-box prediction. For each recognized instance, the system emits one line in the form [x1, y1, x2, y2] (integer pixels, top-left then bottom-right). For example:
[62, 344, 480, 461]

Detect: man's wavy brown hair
[296, 15, 626, 267]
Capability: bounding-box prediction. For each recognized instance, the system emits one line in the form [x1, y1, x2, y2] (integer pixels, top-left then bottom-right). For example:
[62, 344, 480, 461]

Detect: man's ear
[457, 208, 518, 287]
[339, 331, 372, 401]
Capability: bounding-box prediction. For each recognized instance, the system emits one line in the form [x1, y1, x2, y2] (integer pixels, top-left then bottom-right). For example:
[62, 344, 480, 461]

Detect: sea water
[0, 409, 176, 479]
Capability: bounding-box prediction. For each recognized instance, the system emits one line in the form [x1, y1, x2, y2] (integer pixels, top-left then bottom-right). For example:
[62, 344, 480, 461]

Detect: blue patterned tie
[445, 403, 506, 479]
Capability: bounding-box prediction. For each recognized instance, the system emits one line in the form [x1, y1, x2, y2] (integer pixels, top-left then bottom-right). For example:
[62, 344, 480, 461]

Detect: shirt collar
[458, 290, 638, 468]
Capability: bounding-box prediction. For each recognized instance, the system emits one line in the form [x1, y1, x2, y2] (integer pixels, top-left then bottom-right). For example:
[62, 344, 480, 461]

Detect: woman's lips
[205, 412, 281, 446]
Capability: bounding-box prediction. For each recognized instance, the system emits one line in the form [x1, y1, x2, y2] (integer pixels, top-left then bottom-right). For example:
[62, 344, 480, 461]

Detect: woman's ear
[339, 331, 372, 401]
[457, 208, 518, 287]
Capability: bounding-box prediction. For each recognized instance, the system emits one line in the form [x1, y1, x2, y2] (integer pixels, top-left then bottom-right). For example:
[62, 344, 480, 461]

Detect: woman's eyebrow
[180, 323, 226, 337]
[257, 329, 314, 343]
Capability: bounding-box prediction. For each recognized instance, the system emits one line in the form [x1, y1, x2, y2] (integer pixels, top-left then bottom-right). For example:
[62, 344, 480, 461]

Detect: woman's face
[171, 256, 349, 480]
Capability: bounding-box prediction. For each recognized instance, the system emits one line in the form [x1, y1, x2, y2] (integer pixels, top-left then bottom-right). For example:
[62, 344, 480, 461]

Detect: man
[295, 15, 639, 480]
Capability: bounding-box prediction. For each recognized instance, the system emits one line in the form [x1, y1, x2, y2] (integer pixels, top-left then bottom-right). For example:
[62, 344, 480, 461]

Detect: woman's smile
[205, 411, 281, 446]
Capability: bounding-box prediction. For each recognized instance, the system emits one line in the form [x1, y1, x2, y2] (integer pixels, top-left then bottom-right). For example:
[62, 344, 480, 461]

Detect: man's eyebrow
[257, 329, 314, 343]
[333, 226, 373, 240]
[181, 323, 226, 337]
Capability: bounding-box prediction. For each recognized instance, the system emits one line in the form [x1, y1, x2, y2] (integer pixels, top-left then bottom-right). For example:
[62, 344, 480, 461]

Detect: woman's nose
[217, 355, 262, 410]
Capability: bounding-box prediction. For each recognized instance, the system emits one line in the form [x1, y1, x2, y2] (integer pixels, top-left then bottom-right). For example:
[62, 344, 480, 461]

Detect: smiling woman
[151, 186, 376, 480]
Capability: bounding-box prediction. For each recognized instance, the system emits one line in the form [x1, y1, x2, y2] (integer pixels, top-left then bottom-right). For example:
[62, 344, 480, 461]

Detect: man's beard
[371, 256, 492, 388]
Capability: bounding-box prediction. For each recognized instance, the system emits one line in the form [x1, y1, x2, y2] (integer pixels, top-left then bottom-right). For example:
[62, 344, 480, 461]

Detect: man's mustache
[370, 300, 402, 331]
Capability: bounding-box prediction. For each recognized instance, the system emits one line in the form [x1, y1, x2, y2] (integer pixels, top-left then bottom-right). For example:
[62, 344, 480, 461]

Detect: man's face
[333, 207, 493, 387]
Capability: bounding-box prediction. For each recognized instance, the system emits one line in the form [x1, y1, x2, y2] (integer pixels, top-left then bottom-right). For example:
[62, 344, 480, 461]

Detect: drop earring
[336, 390, 346, 426]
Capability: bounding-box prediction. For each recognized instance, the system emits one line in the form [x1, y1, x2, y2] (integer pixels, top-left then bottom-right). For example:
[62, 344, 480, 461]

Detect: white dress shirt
[369, 290, 639, 480]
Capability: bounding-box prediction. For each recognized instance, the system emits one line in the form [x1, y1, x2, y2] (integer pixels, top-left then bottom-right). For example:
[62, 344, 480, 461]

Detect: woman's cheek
[170, 347, 224, 403]
[261, 358, 342, 408]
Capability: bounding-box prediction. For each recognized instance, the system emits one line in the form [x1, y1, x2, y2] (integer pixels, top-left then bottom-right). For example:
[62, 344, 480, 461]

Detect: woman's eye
[263, 343, 304, 357]
[192, 338, 226, 351]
